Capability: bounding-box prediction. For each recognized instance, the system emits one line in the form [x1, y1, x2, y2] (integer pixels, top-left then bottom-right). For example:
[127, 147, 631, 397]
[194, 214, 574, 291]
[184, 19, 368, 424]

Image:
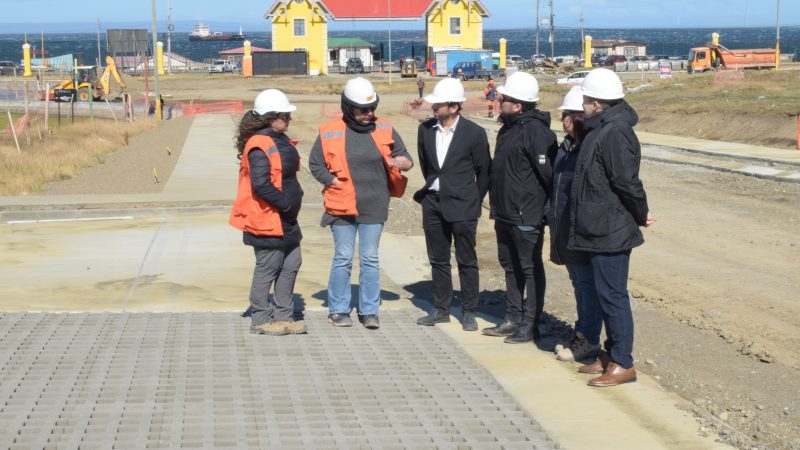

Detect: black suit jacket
[414, 115, 491, 222]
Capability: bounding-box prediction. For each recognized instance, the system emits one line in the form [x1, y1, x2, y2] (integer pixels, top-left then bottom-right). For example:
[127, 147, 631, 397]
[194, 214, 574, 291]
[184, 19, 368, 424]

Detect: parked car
[450, 61, 498, 80]
[507, 54, 528, 68]
[652, 55, 671, 61]
[208, 59, 234, 74]
[531, 54, 547, 66]
[555, 70, 590, 86]
[604, 55, 627, 66]
[0, 61, 22, 76]
[631, 55, 649, 62]
[345, 57, 365, 74]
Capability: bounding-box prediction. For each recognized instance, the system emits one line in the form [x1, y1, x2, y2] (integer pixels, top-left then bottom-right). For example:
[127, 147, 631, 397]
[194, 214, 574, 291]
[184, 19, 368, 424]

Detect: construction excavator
[46, 55, 127, 101]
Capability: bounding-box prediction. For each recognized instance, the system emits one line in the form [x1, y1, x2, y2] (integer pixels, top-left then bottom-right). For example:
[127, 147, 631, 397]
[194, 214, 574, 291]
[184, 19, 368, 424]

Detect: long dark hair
[235, 110, 278, 160]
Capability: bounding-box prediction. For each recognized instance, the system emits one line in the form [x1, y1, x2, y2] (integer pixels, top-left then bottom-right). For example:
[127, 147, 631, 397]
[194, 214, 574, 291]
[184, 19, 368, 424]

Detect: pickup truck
[450, 61, 499, 81]
[208, 59, 234, 74]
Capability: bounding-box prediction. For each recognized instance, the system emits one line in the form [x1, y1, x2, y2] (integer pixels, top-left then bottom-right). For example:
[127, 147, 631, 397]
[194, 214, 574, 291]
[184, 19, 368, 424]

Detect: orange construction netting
[180, 101, 245, 116]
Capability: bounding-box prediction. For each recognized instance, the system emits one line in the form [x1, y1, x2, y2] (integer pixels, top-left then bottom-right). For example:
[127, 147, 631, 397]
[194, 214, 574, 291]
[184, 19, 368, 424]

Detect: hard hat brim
[254, 104, 296, 115]
[424, 93, 466, 104]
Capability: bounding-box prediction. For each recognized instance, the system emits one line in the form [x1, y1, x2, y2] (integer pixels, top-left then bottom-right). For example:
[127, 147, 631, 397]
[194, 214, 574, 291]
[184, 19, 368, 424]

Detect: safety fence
[179, 101, 244, 116]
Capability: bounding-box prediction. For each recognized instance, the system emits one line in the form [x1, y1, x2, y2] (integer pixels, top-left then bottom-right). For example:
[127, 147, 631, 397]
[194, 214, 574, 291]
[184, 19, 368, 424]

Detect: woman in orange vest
[230, 89, 306, 336]
[309, 77, 413, 330]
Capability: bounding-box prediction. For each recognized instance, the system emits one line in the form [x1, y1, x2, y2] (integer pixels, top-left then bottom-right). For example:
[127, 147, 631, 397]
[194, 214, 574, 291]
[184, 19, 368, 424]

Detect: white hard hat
[496, 71, 540, 103]
[253, 89, 296, 114]
[343, 77, 378, 106]
[581, 68, 624, 100]
[424, 77, 466, 104]
[558, 86, 584, 111]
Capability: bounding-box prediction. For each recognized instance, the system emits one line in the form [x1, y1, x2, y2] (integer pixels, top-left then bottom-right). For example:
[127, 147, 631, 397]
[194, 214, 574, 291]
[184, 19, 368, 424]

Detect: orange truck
[688, 32, 776, 73]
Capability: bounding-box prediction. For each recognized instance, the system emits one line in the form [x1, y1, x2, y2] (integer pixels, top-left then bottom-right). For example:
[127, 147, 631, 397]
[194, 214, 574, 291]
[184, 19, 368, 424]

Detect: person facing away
[483, 78, 497, 118]
[308, 77, 413, 330]
[416, 76, 425, 98]
[569, 68, 656, 387]
[548, 85, 603, 363]
[229, 89, 306, 336]
[414, 77, 491, 332]
[482, 71, 557, 343]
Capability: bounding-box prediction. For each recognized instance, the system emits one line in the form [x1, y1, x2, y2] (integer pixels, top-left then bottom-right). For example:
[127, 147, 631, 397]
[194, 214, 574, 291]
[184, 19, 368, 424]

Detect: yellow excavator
[48, 55, 126, 101]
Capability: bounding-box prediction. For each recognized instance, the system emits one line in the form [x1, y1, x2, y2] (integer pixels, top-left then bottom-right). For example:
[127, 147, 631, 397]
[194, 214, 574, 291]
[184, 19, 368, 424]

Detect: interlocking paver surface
[0, 310, 558, 449]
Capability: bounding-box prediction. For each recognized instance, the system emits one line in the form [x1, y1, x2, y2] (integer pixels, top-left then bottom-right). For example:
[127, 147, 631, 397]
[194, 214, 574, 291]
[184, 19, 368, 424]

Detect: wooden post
[8, 112, 21, 153]
[23, 81, 30, 145]
[44, 82, 50, 133]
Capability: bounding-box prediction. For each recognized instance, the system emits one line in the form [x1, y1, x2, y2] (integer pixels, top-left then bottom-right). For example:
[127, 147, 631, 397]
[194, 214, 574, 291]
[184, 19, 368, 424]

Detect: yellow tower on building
[425, 0, 489, 55]
[266, 0, 331, 75]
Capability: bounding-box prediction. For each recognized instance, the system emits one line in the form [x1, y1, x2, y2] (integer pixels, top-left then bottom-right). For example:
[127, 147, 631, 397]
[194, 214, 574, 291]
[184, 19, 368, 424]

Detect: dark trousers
[495, 221, 545, 326]
[589, 251, 634, 369]
[422, 194, 479, 314]
[249, 244, 302, 326]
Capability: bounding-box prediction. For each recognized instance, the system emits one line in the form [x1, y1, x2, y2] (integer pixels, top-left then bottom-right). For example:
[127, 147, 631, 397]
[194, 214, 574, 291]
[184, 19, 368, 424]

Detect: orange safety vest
[318, 118, 408, 216]
[229, 134, 284, 236]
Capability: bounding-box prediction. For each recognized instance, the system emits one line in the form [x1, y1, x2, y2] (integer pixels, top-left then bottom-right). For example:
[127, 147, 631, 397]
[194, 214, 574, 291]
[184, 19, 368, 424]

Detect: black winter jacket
[547, 136, 590, 265]
[243, 128, 304, 248]
[489, 109, 557, 226]
[568, 101, 649, 253]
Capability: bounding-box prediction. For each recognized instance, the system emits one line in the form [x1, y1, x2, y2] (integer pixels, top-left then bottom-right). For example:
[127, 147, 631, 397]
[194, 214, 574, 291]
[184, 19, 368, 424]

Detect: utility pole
[535, 0, 540, 56]
[150, 0, 161, 119]
[388, 0, 392, 86]
[775, 0, 781, 71]
[96, 19, 102, 69]
[580, 12, 584, 60]
[549, 0, 554, 59]
[167, 0, 173, 74]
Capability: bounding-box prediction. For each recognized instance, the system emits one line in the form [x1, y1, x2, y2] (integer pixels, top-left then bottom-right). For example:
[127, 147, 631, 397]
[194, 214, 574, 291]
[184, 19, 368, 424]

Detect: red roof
[219, 46, 271, 54]
[322, 0, 431, 20]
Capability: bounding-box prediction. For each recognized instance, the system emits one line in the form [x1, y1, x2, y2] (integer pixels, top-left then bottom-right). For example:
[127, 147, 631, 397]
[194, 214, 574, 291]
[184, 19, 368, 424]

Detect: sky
[0, 0, 798, 32]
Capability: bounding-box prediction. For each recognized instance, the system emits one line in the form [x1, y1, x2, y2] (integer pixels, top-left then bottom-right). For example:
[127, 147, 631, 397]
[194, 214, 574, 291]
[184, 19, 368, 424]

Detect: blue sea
[0, 27, 798, 65]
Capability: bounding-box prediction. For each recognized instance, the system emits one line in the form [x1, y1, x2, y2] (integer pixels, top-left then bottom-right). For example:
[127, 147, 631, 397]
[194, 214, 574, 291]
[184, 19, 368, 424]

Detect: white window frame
[293, 19, 306, 37]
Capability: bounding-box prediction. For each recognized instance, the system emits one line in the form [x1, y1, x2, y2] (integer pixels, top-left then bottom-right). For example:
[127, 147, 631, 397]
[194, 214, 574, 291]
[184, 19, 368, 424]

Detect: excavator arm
[98, 55, 126, 97]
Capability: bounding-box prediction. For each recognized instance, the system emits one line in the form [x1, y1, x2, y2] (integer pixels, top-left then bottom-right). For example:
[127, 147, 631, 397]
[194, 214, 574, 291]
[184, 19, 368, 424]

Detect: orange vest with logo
[229, 134, 283, 236]
[318, 118, 408, 216]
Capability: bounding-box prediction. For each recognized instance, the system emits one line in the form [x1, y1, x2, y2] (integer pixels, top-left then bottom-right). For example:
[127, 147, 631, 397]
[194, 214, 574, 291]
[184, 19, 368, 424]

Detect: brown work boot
[588, 362, 637, 387]
[577, 351, 610, 374]
[250, 321, 289, 336]
[284, 320, 308, 335]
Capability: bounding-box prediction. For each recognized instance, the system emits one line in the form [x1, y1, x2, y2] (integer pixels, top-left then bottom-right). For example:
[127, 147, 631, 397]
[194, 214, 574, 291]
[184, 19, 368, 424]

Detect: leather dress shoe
[481, 320, 519, 337]
[417, 310, 450, 326]
[461, 312, 478, 331]
[504, 323, 536, 343]
[578, 351, 610, 374]
[588, 362, 637, 387]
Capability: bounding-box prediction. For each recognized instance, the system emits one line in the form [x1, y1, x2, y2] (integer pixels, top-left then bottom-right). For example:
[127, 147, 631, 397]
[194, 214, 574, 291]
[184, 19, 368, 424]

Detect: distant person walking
[483, 79, 496, 118]
[416, 76, 425, 98]
[309, 77, 413, 330]
[414, 78, 491, 331]
[570, 68, 655, 387]
[230, 89, 306, 336]
[548, 86, 602, 362]
[482, 72, 557, 343]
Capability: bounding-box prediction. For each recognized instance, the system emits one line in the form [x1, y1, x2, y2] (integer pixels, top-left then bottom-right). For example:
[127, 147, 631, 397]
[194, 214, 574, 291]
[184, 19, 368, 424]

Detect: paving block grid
[0, 310, 558, 450]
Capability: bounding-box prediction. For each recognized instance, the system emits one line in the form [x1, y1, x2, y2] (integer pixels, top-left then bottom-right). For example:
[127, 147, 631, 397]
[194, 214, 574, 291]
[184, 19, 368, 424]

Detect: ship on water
[189, 23, 246, 42]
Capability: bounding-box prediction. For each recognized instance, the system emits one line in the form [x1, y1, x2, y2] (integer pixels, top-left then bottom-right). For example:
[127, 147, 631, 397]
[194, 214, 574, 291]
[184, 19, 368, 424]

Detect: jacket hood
[500, 109, 551, 129]
[584, 100, 638, 131]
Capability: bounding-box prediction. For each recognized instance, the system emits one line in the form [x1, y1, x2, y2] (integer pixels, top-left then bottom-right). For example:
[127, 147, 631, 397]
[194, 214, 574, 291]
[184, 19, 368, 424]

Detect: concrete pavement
[0, 114, 735, 449]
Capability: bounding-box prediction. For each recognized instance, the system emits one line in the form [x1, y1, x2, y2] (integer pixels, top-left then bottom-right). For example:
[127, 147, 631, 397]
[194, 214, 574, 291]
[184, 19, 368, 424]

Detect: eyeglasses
[276, 112, 292, 121]
[354, 106, 377, 114]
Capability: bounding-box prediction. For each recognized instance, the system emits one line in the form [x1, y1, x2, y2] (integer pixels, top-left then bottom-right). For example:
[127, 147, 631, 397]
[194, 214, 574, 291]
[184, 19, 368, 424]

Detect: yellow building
[266, 0, 331, 75]
[425, 0, 489, 55]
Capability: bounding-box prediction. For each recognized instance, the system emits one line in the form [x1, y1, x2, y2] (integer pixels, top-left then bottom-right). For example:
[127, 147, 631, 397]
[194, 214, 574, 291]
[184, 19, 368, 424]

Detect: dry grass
[0, 118, 156, 196]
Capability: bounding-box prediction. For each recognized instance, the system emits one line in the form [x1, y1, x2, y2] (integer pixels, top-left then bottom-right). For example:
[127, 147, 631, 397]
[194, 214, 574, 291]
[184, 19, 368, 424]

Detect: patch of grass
[0, 118, 156, 195]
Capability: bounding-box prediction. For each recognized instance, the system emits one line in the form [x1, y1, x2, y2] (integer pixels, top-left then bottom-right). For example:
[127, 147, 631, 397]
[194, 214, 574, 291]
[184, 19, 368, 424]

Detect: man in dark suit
[414, 78, 491, 331]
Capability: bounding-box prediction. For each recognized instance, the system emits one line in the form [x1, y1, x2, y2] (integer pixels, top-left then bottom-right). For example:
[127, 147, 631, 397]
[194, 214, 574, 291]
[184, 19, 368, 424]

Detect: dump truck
[688, 32, 776, 73]
[45, 55, 126, 101]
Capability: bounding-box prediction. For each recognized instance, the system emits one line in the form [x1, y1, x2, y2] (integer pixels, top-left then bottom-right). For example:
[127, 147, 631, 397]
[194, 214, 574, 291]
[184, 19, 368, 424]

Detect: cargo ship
[189, 24, 246, 42]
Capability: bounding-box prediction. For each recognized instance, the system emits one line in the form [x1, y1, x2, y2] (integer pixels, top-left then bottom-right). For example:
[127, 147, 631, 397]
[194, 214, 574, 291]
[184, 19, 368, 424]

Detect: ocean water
[0, 27, 797, 66]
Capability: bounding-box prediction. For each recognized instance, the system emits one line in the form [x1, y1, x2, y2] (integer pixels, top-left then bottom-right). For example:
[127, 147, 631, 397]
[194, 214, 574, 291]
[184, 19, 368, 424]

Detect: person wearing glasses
[230, 89, 306, 336]
[414, 77, 491, 332]
[482, 72, 557, 343]
[309, 77, 413, 330]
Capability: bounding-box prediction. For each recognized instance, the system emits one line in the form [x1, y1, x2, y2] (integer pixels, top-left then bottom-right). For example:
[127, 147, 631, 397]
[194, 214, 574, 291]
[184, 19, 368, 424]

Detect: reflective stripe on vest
[229, 134, 284, 236]
[318, 118, 407, 217]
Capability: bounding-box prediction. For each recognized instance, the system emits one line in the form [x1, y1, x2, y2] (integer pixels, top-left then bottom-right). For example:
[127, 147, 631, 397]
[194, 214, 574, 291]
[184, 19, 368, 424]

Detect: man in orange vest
[309, 77, 413, 330]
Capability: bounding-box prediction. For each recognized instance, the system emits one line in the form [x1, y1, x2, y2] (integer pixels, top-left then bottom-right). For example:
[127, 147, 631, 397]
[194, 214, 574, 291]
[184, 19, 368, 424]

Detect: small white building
[328, 37, 374, 69]
[591, 39, 647, 58]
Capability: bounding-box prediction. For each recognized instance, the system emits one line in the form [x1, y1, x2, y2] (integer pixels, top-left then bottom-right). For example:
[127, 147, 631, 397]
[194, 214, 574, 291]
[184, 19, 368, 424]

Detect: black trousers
[422, 194, 479, 314]
[495, 221, 546, 326]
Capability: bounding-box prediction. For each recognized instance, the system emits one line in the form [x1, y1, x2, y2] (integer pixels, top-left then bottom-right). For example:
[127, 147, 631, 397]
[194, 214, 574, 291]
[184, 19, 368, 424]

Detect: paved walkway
[0, 114, 734, 449]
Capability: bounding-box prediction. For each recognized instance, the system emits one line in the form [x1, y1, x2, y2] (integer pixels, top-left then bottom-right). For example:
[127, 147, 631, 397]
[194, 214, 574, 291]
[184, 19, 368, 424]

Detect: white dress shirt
[430, 115, 459, 192]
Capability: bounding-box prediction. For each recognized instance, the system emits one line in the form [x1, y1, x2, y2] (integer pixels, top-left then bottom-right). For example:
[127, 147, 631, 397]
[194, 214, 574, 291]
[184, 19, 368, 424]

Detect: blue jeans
[589, 251, 634, 369]
[566, 264, 602, 345]
[328, 223, 383, 316]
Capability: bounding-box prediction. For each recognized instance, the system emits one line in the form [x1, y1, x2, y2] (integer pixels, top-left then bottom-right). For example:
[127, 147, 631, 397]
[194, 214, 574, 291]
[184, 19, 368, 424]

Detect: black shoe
[328, 313, 353, 327]
[482, 320, 519, 337]
[361, 314, 380, 330]
[504, 323, 536, 343]
[416, 310, 450, 326]
[461, 312, 478, 331]
[241, 306, 253, 318]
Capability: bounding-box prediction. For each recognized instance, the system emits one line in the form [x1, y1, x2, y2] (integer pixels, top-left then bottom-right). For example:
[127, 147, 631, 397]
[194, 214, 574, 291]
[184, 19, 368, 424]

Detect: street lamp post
[775, 0, 781, 71]
[388, 0, 392, 86]
[151, 0, 161, 119]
